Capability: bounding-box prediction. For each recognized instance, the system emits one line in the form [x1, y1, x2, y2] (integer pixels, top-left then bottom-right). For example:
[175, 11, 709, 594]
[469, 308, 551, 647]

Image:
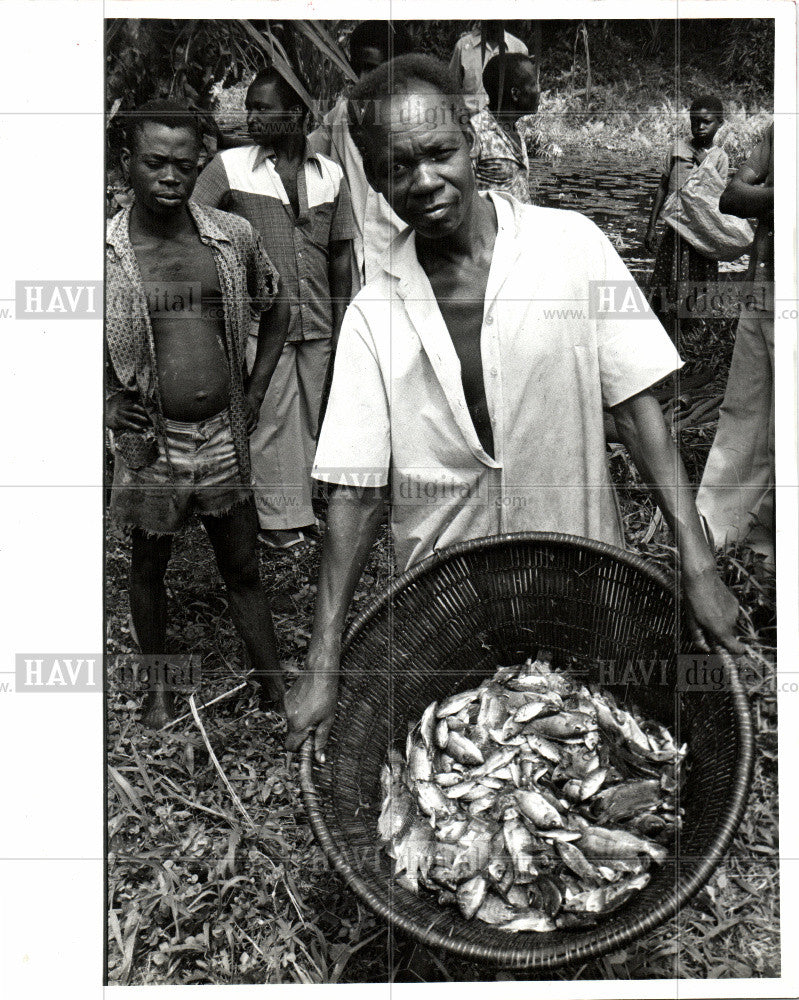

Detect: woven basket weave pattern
[300, 533, 753, 969]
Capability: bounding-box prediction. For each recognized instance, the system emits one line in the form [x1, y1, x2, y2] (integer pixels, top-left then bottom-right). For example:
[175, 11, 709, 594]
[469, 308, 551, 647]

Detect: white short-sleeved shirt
[449, 30, 529, 114]
[313, 191, 683, 572]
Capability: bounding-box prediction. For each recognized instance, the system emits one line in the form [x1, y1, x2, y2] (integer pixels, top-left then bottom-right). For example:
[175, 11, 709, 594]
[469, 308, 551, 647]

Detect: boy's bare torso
[131, 227, 230, 422]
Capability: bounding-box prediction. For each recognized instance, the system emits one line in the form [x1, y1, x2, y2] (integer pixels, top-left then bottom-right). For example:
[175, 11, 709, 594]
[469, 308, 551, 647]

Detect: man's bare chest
[428, 266, 490, 355]
[133, 235, 220, 294]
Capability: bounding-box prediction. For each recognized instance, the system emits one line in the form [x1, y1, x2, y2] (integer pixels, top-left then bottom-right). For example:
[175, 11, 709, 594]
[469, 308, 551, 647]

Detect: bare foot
[141, 690, 175, 729]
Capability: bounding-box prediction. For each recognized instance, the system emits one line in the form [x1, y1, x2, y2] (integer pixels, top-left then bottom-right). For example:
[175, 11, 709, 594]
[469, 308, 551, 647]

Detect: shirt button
[490, 368, 498, 377]
[485, 314, 494, 325]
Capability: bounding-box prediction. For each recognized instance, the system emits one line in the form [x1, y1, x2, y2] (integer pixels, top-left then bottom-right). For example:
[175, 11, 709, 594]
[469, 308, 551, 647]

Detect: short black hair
[348, 20, 413, 61]
[348, 54, 469, 165]
[124, 99, 203, 152]
[247, 65, 309, 111]
[482, 53, 536, 106]
[690, 94, 724, 119]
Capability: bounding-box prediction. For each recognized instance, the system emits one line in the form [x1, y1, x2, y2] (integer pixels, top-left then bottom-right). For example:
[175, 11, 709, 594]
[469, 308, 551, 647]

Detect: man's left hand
[244, 392, 262, 435]
[683, 565, 745, 655]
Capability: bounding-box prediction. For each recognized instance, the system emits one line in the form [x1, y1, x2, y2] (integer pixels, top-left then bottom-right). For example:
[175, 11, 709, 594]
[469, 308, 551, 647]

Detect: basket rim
[300, 532, 755, 969]
[342, 531, 678, 648]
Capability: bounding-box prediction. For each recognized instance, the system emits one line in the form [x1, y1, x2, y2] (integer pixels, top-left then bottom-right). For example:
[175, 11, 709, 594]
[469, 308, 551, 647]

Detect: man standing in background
[449, 20, 528, 115]
[194, 67, 355, 550]
[696, 123, 775, 569]
[470, 52, 539, 203]
[308, 21, 414, 290]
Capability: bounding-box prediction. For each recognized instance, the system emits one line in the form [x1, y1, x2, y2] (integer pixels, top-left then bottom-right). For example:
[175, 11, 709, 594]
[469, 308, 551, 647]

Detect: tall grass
[519, 85, 772, 163]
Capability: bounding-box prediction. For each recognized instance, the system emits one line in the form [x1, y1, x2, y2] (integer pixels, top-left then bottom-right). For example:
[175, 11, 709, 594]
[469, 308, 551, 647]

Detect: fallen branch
[189, 692, 258, 834]
[162, 680, 249, 730]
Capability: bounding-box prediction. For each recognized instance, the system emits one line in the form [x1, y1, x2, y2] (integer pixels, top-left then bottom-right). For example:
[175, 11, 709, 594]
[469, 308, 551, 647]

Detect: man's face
[510, 62, 540, 117]
[246, 80, 303, 145]
[365, 85, 477, 241]
[690, 109, 722, 148]
[352, 45, 388, 80]
[122, 122, 200, 214]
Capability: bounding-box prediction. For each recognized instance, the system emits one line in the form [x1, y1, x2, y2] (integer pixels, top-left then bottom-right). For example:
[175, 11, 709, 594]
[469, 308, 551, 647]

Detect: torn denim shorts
[109, 408, 251, 536]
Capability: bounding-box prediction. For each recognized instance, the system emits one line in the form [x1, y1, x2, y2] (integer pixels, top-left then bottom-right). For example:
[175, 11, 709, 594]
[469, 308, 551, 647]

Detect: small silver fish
[579, 768, 608, 800]
[500, 910, 556, 933]
[593, 778, 660, 823]
[434, 771, 464, 788]
[578, 824, 667, 863]
[392, 820, 433, 891]
[475, 894, 519, 925]
[527, 711, 598, 740]
[436, 817, 470, 843]
[435, 719, 450, 749]
[503, 818, 537, 875]
[445, 779, 478, 799]
[467, 796, 494, 816]
[419, 701, 438, 752]
[470, 745, 518, 778]
[447, 730, 484, 766]
[525, 734, 562, 763]
[415, 781, 455, 819]
[514, 789, 564, 829]
[408, 744, 433, 783]
[557, 840, 601, 880]
[457, 875, 487, 919]
[513, 700, 550, 723]
[378, 784, 416, 841]
[436, 690, 480, 718]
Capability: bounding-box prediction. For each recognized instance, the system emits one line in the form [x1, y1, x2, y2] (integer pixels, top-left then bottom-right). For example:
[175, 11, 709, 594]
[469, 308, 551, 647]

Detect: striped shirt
[193, 144, 355, 342]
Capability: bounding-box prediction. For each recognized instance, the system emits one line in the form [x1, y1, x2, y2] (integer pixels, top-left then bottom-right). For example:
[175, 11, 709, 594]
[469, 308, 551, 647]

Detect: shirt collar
[252, 141, 323, 173]
[106, 201, 233, 255]
[382, 190, 518, 286]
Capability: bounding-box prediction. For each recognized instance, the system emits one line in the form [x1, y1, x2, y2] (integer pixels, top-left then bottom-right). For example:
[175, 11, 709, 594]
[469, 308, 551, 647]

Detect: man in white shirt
[308, 21, 413, 290]
[449, 20, 528, 115]
[285, 54, 743, 757]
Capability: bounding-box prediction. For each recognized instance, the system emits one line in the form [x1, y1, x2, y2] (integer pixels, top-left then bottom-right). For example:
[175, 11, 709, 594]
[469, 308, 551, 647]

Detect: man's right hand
[284, 647, 340, 762]
[106, 393, 151, 433]
[644, 229, 658, 253]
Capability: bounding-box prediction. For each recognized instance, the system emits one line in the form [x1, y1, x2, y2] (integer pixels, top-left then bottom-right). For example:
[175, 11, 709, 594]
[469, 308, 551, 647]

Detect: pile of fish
[378, 653, 687, 932]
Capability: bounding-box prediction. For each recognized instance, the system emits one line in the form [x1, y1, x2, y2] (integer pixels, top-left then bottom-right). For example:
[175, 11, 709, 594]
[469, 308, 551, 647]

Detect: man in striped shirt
[194, 68, 355, 549]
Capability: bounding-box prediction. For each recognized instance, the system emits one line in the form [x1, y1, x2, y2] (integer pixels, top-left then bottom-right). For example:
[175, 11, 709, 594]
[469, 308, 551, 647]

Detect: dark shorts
[109, 409, 251, 536]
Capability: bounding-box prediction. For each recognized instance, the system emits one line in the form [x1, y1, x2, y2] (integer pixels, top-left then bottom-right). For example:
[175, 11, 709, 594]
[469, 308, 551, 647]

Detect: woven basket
[300, 532, 754, 970]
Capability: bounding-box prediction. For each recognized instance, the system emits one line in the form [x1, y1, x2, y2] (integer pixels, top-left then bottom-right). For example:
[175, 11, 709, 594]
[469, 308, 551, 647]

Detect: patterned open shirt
[470, 109, 531, 205]
[105, 201, 279, 484]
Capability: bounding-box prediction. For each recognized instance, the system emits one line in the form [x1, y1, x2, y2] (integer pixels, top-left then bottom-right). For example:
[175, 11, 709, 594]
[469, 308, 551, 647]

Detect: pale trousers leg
[246, 337, 333, 531]
[696, 304, 775, 562]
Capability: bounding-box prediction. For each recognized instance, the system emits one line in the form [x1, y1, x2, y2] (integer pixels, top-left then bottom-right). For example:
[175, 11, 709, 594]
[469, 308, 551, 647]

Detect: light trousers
[696, 302, 775, 563]
[246, 336, 332, 531]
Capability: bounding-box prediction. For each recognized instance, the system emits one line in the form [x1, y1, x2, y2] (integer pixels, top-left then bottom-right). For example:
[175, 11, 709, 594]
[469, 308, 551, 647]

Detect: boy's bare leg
[130, 528, 175, 728]
[201, 499, 285, 709]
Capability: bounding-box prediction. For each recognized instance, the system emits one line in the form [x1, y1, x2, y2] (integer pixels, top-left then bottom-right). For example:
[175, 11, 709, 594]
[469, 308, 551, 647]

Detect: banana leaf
[292, 20, 357, 83]
[236, 19, 321, 121]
